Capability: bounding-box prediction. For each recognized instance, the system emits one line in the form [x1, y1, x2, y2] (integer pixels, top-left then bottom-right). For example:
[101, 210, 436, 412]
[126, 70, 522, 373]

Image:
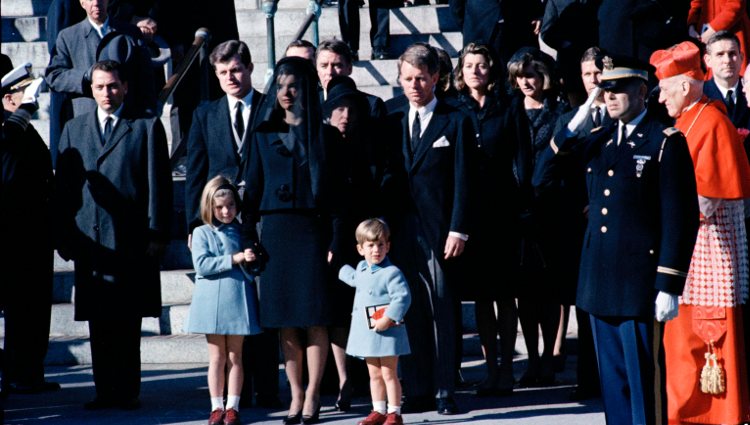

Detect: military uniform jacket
[534, 114, 699, 318]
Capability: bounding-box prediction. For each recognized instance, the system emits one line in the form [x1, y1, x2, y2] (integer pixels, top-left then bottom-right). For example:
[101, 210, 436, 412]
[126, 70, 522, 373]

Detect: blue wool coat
[339, 258, 411, 358]
[186, 222, 261, 335]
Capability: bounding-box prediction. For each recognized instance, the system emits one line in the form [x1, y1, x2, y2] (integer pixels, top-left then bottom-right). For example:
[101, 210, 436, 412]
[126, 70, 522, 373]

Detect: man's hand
[444, 235, 465, 259]
[655, 291, 679, 322]
[243, 248, 256, 263]
[567, 87, 602, 132]
[700, 25, 716, 44]
[136, 17, 157, 40]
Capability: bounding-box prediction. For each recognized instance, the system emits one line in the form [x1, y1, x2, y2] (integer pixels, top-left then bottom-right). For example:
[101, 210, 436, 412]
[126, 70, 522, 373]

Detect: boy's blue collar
[360, 257, 392, 273]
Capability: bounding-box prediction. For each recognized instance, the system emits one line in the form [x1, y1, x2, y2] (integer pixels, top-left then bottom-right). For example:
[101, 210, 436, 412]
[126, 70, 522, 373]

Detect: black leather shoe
[282, 411, 302, 425]
[569, 386, 601, 401]
[301, 403, 320, 424]
[84, 397, 116, 410]
[118, 397, 141, 410]
[7, 381, 61, 394]
[436, 397, 458, 415]
[402, 395, 435, 413]
[371, 51, 391, 60]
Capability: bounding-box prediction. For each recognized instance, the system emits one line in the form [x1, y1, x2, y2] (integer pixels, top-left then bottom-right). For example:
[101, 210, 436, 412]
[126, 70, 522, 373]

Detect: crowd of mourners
[3, 1, 750, 425]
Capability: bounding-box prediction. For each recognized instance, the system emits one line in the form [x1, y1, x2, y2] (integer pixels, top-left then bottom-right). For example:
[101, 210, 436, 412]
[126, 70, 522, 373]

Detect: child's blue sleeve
[191, 227, 233, 277]
[338, 264, 357, 287]
[384, 270, 411, 322]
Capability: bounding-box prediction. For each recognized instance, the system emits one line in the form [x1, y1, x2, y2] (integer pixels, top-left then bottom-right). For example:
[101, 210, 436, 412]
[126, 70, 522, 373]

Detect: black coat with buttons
[533, 113, 699, 318]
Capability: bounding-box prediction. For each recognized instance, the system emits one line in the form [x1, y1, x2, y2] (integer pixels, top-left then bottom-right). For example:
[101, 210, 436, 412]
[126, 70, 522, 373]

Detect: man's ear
[122, 81, 128, 95]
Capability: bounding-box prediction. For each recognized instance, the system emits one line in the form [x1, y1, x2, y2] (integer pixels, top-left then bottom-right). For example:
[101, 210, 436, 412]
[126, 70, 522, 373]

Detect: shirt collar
[97, 104, 123, 125]
[619, 108, 647, 140]
[409, 96, 438, 118]
[715, 79, 740, 102]
[360, 257, 392, 273]
[227, 90, 254, 110]
[88, 17, 109, 37]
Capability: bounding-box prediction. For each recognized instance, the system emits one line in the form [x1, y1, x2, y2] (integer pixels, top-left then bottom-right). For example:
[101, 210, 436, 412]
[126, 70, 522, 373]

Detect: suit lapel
[213, 97, 240, 164]
[411, 103, 449, 171]
[99, 116, 132, 161]
[399, 110, 413, 170]
[607, 119, 650, 167]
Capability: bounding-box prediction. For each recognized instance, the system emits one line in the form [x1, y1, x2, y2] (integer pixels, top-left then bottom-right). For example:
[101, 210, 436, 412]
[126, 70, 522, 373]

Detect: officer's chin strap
[700, 340, 725, 395]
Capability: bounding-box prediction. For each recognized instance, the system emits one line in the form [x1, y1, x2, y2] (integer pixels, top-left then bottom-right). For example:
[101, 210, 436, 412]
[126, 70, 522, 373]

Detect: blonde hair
[355, 218, 391, 245]
[199, 175, 240, 226]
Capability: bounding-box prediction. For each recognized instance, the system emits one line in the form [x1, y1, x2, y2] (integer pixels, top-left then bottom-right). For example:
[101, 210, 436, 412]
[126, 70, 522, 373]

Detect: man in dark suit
[45, 0, 142, 137]
[316, 38, 387, 118]
[184, 40, 280, 409]
[0, 63, 57, 395]
[535, 55, 699, 425]
[384, 42, 474, 415]
[55, 60, 172, 410]
[703, 31, 750, 128]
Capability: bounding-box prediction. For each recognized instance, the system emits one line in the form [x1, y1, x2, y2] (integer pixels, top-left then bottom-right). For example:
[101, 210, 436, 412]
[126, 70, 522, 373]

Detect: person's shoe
[371, 50, 391, 60]
[401, 395, 435, 413]
[435, 397, 458, 415]
[383, 412, 404, 425]
[223, 408, 241, 425]
[208, 408, 225, 425]
[282, 411, 302, 425]
[357, 411, 387, 425]
[6, 381, 61, 394]
[301, 403, 320, 424]
[335, 379, 353, 411]
[118, 397, 141, 410]
[352, 51, 359, 62]
[84, 397, 116, 410]
[568, 385, 601, 401]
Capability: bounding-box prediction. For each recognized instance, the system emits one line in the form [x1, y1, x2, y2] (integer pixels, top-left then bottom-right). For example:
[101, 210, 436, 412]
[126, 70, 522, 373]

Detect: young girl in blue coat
[339, 218, 411, 425]
[186, 176, 262, 425]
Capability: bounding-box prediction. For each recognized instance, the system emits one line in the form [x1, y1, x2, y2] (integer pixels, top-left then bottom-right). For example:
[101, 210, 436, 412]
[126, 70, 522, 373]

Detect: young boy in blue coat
[339, 218, 411, 425]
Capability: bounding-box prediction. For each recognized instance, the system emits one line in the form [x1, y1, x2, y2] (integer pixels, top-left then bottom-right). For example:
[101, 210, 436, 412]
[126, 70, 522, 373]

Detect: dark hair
[398, 42, 439, 76]
[706, 30, 741, 53]
[286, 39, 316, 56]
[454, 42, 496, 93]
[316, 39, 353, 66]
[91, 59, 126, 82]
[580, 46, 603, 64]
[210, 40, 252, 68]
[507, 47, 556, 92]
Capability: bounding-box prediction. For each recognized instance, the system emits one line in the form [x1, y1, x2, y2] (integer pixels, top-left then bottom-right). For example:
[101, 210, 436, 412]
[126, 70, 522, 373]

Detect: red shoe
[223, 408, 241, 425]
[357, 411, 387, 425]
[208, 408, 224, 425]
[383, 413, 404, 425]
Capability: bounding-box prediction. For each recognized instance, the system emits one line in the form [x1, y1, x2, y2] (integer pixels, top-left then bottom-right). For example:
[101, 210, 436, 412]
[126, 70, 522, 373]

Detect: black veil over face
[251, 55, 332, 206]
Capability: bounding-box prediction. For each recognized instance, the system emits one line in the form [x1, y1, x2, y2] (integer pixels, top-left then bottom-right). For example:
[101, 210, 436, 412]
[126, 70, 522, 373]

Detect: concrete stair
[0, 0, 472, 365]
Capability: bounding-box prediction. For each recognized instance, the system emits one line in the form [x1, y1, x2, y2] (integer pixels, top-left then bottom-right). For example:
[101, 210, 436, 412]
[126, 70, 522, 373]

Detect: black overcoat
[55, 108, 172, 320]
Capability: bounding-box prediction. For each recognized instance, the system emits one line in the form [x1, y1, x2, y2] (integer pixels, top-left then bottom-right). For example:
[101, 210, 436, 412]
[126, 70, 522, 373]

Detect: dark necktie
[619, 124, 628, 146]
[103, 116, 112, 145]
[726, 89, 735, 116]
[234, 102, 245, 142]
[592, 106, 602, 127]
[411, 111, 421, 153]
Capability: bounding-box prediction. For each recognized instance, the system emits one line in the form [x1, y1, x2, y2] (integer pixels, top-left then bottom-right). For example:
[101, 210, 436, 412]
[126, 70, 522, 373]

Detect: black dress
[242, 57, 344, 328]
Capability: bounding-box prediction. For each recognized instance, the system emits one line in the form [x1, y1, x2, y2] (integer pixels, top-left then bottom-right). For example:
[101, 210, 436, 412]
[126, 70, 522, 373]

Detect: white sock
[387, 404, 401, 415]
[211, 397, 224, 411]
[373, 400, 387, 414]
[225, 395, 241, 411]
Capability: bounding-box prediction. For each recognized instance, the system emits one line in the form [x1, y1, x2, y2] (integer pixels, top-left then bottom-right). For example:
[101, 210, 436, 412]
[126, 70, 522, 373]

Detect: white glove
[567, 87, 602, 133]
[21, 77, 43, 105]
[655, 291, 679, 322]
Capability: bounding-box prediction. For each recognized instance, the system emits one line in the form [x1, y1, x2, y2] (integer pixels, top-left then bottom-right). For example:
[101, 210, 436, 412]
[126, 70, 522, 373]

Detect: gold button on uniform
[604, 189, 611, 196]
[608, 169, 614, 177]
[601, 226, 608, 233]
[602, 208, 608, 215]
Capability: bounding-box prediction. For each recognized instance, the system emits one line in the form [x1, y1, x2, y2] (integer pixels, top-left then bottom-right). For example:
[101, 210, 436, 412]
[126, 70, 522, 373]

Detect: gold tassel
[700, 341, 726, 395]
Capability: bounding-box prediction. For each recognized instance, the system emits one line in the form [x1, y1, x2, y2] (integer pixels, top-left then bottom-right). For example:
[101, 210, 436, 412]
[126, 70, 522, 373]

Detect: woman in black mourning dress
[241, 56, 345, 425]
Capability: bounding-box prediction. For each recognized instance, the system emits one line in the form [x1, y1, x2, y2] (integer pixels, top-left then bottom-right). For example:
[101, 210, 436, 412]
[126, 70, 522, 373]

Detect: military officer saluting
[533, 56, 700, 425]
